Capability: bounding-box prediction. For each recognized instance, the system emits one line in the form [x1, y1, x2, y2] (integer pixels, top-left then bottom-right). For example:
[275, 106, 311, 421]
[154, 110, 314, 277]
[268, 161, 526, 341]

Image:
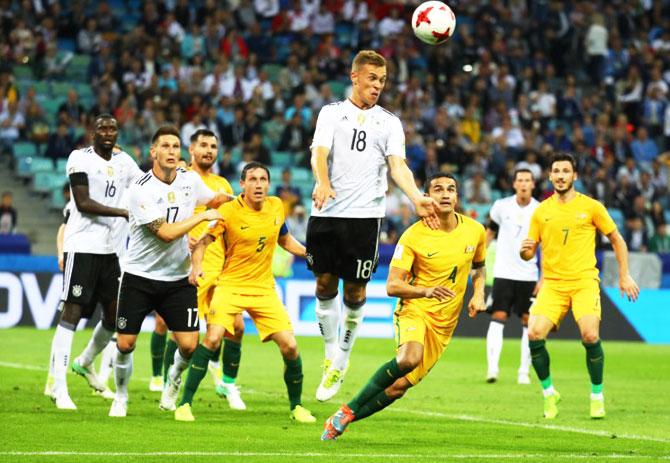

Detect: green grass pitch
[0, 327, 668, 462]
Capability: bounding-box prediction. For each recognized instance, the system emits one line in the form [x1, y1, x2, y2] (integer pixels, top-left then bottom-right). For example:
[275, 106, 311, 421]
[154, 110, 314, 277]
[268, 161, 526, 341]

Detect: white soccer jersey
[310, 99, 405, 218]
[63, 147, 143, 254]
[123, 169, 215, 282]
[489, 195, 540, 281]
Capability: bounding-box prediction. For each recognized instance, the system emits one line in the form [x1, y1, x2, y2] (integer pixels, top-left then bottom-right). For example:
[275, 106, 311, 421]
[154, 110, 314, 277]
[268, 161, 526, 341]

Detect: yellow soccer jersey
[390, 214, 487, 324]
[209, 195, 286, 294]
[189, 172, 233, 272]
[528, 193, 616, 281]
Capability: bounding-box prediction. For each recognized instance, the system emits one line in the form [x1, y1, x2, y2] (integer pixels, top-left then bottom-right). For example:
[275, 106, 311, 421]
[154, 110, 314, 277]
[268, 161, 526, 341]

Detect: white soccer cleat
[95, 387, 116, 400]
[109, 398, 128, 417]
[52, 389, 77, 410]
[71, 357, 106, 393]
[160, 376, 181, 411]
[44, 374, 55, 398]
[517, 373, 531, 385]
[316, 367, 346, 402]
[149, 376, 164, 392]
[486, 370, 499, 383]
[216, 383, 247, 410]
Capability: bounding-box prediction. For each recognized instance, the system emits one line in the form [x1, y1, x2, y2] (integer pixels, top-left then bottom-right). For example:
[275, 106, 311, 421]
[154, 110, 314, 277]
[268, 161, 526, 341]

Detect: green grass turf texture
[0, 327, 668, 463]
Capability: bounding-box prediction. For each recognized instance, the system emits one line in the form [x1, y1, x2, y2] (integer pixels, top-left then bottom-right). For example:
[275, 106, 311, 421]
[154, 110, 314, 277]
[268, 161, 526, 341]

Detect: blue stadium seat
[327, 80, 347, 99]
[272, 151, 293, 167]
[33, 171, 67, 194]
[56, 159, 68, 174]
[664, 210, 670, 225]
[12, 142, 38, 159]
[292, 167, 311, 182]
[608, 208, 625, 231]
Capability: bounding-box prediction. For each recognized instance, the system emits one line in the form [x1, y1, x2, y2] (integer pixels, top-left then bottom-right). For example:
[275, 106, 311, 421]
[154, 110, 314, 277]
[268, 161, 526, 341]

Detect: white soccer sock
[52, 323, 75, 394]
[315, 295, 341, 361]
[98, 338, 117, 385]
[77, 321, 115, 367]
[332, 301, 365, 371]
[486, 321, 505, 375]
[114, 349, 133, 400]
[519, 326, 531, 376]
[169, 349, 190, 383]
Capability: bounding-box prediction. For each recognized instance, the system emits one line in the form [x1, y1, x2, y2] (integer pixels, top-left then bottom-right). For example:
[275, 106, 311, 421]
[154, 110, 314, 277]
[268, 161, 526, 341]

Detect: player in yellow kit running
[174, 162, 316, 423]
[520, 152, 639, 420]
[322, 173, 487, 440]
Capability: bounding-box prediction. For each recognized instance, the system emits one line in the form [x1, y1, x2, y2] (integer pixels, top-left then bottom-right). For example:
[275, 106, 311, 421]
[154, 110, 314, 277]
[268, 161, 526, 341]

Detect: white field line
[2, 361, 668, 446]
[1, 451, 668, 460]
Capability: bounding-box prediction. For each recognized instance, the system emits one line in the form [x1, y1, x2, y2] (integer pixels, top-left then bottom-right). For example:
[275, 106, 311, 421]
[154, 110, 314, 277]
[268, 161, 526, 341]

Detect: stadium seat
[491, 189, 503, 201]
[292, 168, 311, 182]
[327, 80, 347, 99]
[28, 157, 55, 175]
[56, 159, 68, 174]
[33, 171, 66, 194]
[608, 208, 625, 231]
[272, 151, 293, 167]
[268, 166, 284, 182]
[12, 142, 38, 159]
[13, 65, 33, 80]
[665, 211, 670, 225]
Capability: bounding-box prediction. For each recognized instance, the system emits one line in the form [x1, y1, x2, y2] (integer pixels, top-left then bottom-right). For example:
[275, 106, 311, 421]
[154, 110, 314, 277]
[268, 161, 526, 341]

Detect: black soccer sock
[283, 355, 303, 410]
[163, 338, 178, 383]
[583, 340, 604, 393]
[347, 358, 404, 413]
[179, 344, 216, 406]
[223, 339, 242, 384]
[150, 331, 167, 377]
[353, 389, 397, 421]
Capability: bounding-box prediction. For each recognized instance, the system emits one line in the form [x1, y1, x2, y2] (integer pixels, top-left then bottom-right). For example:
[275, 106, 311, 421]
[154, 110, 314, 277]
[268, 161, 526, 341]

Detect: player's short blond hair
[352, 50, 386, 71]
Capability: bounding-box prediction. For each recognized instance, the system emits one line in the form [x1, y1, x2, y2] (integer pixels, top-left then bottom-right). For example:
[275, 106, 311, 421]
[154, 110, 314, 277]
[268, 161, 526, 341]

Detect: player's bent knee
[116, 338, 136, 354]
[279, 339, 299, 360]
[491, 311, 508, 322]
[59, 303, 83, 326]
[315, 274, 338, 296]
[581, 332, 599, 344]
[203, 334, 222, 351]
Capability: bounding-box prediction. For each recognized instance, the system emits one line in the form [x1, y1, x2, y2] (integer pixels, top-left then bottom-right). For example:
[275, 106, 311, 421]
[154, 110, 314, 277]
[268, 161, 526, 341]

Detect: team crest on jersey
[72, 285, 83, 297]
[167, 192, 176, 203]
[464, 245, 475, 253]
[576, 212, 587, 220]
[117, 317, 127, 330]
[357, 113, 365, 125]
[107, 166, 114, 176]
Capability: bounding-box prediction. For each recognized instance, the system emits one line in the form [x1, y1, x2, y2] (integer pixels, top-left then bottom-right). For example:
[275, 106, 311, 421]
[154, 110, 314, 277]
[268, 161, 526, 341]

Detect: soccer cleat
[160, 376, 181, 411]
[486, 372, 498, 384]
[321, 359, 332, 376]
[71, 358, 106, 393]
[208, 362, 224, 387]
[175, 403, 195, 422]
[321, 404, 355, 440]
[215, 383, 247, 410]
[590, 397, 606, 419]
[52, 390, 77, 410]
[95, 387, 116, 400]
[290, 405, 316, 423]
[44, 374, 55, 397]
[543, 391, 561, 419]
[108, 398, 127, 417]
[316, 363, 349, 402]
[149, 376, 164, 392]
[517, 373, 531, 385]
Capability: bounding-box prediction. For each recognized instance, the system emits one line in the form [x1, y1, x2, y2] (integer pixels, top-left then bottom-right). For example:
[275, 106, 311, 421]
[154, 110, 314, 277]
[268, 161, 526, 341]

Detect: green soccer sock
[179, 344, 216, 406]
[347, 358, 404, 413]
[354, 389, 397, 421]
[583, 340, 604, 393]
[529, 339, 552, 389]
[163, 339, 178, 383]
[150, 332, 167, 377]
[283, 355, 303, 410]
[223, 339, 242, 384]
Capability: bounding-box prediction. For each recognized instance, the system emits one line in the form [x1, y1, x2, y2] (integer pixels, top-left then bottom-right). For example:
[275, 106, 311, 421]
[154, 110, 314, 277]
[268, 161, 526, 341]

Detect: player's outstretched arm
[467, 263, 487, 318]
[70, 174, 128, 219]
[189, 233, 215, 286]
[311, 146, 336, 210]
[386, 155, 439, 229]
[386, 266, 455, 300]
[519, 238, 538, 261]
[147, 209, 222, 243]
[608, 230, 640, 302]
[278, 232, 306, 258]
[207, 190, 236, 209]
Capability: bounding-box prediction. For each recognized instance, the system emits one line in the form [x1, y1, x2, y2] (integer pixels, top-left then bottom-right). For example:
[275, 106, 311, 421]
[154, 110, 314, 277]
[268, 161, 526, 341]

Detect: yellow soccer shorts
[530, 278, 601, 328]
[208, 286, 292, 341]
[196, 270, 219, 320]
[394, 306, 457, 386]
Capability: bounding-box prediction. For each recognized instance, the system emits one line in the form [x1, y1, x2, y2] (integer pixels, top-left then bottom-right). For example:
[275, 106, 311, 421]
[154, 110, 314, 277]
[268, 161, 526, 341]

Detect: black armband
[63, 210, 70, 224]
[487, 219, 499, 233]
[472, 261, 485, 269]
[68, 172, 89, 186]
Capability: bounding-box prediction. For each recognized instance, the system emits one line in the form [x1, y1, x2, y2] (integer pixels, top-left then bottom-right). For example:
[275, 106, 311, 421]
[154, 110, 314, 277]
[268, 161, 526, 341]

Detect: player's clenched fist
[519, 238, 537, 260]
[312, 183, 336, 210]
[467, 295, 487, 318]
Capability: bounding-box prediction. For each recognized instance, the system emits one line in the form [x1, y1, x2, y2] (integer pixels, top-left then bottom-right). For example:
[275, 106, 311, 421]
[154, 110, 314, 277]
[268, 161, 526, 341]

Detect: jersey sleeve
[192, 172, 216, 206]
[66, 150, 89, 176]
[528, 208, 541, 242]
[310, 105, 334, 151]
[385, 116, 405, 158]
[473, 225, 487, 264]
[488, 200, 501, 225]
[125, 154, 145, 187]
[592, 200, 617, 235]
[127, 186, 162, 226]
[390, 231, 415, 272]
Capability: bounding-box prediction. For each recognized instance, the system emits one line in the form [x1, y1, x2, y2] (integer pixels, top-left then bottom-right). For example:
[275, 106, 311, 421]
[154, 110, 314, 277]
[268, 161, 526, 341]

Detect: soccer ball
[411, 1, 456, 45]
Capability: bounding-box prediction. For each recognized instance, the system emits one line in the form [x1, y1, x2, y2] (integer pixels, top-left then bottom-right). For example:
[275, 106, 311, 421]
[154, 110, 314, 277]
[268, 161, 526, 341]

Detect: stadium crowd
[0, 0, 669, 251]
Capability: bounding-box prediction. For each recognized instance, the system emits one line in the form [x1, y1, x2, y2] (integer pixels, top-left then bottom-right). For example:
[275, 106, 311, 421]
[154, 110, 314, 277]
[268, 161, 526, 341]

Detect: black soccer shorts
[61, 252, 120, 316]
[488, 277, 537, 317]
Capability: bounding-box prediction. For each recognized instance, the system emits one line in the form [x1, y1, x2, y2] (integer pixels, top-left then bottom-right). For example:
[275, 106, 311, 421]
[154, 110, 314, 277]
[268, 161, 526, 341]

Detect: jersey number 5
[256, 236, 267, 252]
[350, 129, 367, 152]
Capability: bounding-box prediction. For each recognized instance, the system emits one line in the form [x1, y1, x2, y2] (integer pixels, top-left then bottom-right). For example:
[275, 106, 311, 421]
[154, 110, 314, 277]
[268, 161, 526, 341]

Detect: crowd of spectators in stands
[0, 0, 669, 251]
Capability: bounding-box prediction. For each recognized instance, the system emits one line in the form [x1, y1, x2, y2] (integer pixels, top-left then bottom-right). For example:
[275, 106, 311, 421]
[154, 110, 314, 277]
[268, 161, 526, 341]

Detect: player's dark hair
[549, 152, 577, 172]
[513, 168, 534, 181]
[151, 125, 180, 144]
[425, 172, 458, 192]
[241, 161, 271, 182]
[190, 128, 218, 144]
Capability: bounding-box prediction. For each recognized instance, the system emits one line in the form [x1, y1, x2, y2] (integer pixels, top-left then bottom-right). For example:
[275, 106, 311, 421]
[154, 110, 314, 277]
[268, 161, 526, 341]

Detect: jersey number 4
[350, 129, 367, 152]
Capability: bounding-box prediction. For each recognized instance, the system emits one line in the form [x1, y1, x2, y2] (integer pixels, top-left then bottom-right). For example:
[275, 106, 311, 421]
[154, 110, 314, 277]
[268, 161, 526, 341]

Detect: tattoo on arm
[146, 218, 166, 235]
